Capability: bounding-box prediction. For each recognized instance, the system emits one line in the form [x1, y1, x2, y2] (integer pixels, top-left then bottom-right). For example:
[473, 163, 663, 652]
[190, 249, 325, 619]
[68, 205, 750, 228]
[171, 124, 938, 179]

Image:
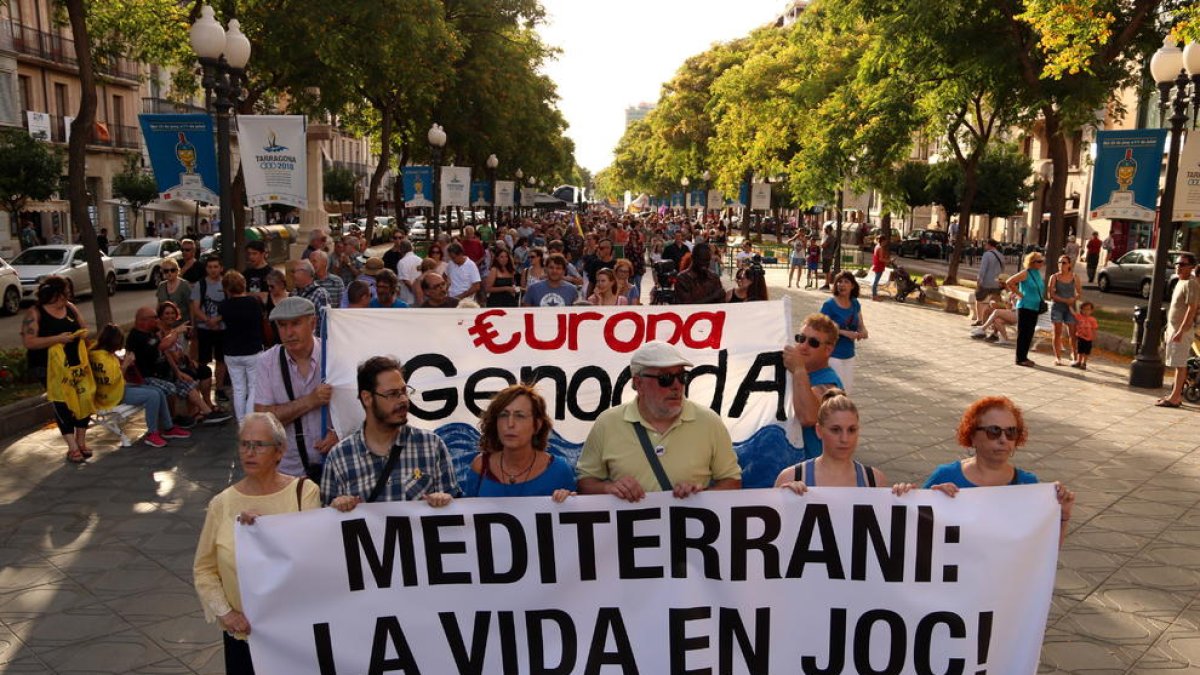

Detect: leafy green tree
[111, 156, 159, 236]
[323, 167, 357, 204]
[894, 161, 931, 233]
[973, 143, 1035, 220]
[0, 130, 64, 220]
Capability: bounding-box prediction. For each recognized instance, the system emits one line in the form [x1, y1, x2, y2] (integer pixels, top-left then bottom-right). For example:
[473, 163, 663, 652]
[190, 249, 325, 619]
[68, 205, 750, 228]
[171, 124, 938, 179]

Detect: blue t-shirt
[922, 460, 1039, 488]
[368, 297, 409, 308]
[1016, 269, 1044, 312]
[821, 297, 861, 359]
[523, 280, 579, 307]
[461, 454, 577, 498]
[801, 366, 843, 460]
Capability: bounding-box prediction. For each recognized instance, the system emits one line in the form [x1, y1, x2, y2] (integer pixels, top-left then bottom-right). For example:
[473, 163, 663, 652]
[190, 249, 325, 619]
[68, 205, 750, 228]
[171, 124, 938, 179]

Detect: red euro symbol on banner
[468, 310, 522, 353]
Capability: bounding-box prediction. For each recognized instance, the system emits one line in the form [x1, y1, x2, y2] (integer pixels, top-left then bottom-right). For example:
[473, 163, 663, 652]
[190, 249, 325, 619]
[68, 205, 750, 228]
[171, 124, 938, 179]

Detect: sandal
[1154, 399, 1182, 408]
[79, 447, 94, 458]
[66, 448, 86, 464]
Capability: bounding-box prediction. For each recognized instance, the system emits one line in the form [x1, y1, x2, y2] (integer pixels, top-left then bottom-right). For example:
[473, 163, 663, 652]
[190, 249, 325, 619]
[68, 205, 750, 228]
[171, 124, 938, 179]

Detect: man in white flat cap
[576, 341, 742, 501]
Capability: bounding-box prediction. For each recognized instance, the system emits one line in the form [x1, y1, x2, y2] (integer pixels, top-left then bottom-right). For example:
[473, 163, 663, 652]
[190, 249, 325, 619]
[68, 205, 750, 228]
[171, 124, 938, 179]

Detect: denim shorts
[1050, 302, 1076, 324]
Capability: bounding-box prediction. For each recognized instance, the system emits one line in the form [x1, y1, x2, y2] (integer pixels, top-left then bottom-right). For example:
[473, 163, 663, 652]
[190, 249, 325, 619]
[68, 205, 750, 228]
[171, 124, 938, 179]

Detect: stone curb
[0, 391, 52, 441]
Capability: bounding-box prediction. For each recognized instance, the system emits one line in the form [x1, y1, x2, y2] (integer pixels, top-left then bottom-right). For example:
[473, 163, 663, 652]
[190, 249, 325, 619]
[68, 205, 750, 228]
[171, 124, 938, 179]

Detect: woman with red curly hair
[921, 396, 1075, 543]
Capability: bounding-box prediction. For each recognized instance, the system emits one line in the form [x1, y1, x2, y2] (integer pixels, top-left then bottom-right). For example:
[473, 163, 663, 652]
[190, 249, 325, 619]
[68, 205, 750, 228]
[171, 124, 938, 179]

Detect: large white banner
[325, 302, 797, 487]
[707, 189, 724, 211]
[238, 485, 1060, 674]
[441, 166, 471, 208]
[1174, 133, 1200, 222]
[750, 182, 771, 211]
[26, 111, 51, 141]
[495, 180, 515, 207]
[237, 115, 308, 208]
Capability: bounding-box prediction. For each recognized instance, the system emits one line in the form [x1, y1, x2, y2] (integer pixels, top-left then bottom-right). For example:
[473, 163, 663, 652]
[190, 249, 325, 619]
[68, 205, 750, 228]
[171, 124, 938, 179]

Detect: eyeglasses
[1032, 259, 1045, 264]
[795, 333, 826, 348]
[974, 425, 1020, 441]
[640, 370, 688, 387]
[497, 410, 532, 422]
[238, 439, 278, 455]
[164, 268, 178, 274]
[373, 385, 416, 400]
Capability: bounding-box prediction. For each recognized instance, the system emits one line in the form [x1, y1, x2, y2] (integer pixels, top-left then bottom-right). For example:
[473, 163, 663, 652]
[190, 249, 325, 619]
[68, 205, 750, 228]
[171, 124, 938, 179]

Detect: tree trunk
[944, 159, 980, 288]
[365, 108, 393, 244]
[1042, 109, 1068, 286]
[64, 0, 111, 326]
[880, 211, 892, 243]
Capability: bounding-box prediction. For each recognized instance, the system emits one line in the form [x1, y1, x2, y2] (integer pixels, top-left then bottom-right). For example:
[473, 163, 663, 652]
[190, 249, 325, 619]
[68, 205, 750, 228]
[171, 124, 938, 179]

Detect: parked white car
[10, 245, 117, 301]
[0, 258, 22, 315]
[108, 238, 183, 287]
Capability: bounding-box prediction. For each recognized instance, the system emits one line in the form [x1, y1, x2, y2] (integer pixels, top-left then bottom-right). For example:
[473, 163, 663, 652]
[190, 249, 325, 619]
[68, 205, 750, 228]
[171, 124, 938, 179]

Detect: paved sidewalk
[0, 267, 1195, 673]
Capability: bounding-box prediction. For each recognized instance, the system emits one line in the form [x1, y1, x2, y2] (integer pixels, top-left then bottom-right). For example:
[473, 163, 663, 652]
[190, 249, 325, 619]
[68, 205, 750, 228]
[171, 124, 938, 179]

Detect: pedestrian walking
[1156, 252, 1200, 408]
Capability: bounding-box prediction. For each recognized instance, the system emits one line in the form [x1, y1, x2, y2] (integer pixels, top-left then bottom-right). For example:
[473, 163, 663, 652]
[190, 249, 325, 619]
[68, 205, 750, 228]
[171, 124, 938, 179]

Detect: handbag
[1033, 274, 1048, 314]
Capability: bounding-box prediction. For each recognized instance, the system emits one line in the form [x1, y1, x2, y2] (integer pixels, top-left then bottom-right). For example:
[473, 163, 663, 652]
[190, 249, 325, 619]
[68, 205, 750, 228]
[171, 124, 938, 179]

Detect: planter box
[0, 393, 52, 443]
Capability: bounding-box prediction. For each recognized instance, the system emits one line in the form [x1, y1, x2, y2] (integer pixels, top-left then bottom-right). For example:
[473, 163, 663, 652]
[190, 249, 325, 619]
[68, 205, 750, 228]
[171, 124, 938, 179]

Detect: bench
[1031, 312, 1056, 352]
[855, 269, 892, 296]
[93, 403, 144, 447]
[939, 285, 978, 321]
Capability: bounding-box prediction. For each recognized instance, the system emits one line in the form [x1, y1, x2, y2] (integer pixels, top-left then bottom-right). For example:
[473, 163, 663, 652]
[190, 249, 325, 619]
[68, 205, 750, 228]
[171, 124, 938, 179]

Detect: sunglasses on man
[640, 371, 689, 387]
[795, 333, 826, 348]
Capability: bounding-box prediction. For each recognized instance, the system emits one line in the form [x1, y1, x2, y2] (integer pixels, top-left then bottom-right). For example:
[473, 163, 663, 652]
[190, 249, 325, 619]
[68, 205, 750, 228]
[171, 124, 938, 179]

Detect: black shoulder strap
[367, 439, 404, 503]
[278, 347, 314, 475]
[864, 464, 877, 487]
[295, 476, 306, 510]
[989, 249, 1003, 271]
[631, 422, 673, 491]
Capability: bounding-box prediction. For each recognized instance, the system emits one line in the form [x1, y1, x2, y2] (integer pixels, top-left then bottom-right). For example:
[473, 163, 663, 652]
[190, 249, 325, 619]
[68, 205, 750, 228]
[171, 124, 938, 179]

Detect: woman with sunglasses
[194, 412, 320, 674]
[463, 384, 575, 501]
[155, 259, 192, 326]
[1005, 252, 1047, 367]
[1047, 255, 1082, 366]
[522, 247, 548, 290]
[426, 244, 448, 275]
[920, 396, 1075, 544]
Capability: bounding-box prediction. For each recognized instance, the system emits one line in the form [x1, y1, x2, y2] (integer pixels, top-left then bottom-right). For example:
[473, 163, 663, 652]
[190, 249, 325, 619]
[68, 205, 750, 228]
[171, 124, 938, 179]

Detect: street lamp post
[514, 168, 523, 219]
[486, 154, 498, 226]
[680, 176, 690, 218]
[702, 169, 711, 220]
[527, 175, 536, 217]
[1129, 36, 1200, 389]
[428, 123, 447, 238]
[190, 5, 251, 271]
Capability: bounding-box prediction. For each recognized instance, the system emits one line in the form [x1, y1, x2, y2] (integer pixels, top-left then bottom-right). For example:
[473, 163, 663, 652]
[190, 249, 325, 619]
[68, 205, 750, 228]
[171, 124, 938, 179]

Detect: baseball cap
[363, 257, 385, 275]
[630, 341, 693, 374]
[269, 296, 316, 321]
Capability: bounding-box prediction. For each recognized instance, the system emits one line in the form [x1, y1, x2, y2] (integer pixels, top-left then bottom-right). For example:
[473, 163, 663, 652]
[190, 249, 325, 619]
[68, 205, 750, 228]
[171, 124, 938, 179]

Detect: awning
[142, 199, 217, 216]
[21, 200, 70, 213]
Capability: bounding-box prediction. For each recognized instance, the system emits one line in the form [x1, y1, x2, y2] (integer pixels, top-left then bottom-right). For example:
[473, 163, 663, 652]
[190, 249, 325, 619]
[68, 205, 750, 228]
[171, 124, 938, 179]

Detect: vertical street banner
[1173, 133, 1200, 222]
[237, 485, 1061, 675]
[672, 192, 683, 208]
[470, 181, 492, 208]
[236, 115, 308, 208]
[729, 181, 749, 209]
[707, 189, 725, 211]
[494, 180, 515, 207]
[750, 182, 772, 211]
[26, 111, 50, 141]
[402, 166, 433, 208]
[1088, 129, 1168, 221]
[441, 166, 471, 208]
[324, 301, 800, 488]
[137, 114, 220, 203]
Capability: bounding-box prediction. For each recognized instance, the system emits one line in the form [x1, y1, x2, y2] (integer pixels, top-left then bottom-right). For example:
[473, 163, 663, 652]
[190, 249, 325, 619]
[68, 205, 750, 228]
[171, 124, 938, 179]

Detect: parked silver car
[109, 238, 182, 287]
[0, 258, 22, 315]
[1096, 248, 1184, 299]
[10, 245, 117, 301]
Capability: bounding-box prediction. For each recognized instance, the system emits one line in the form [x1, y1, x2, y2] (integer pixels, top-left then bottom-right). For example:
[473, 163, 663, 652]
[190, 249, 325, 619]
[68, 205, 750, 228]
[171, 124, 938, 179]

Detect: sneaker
[970, 329, 986, 339]
[203, 411, 233, 425]
[162, 426, 192, 439]
[144, 432, 168, 448]
[985, 334, 1000, 343]
[173, 416, 195, 430]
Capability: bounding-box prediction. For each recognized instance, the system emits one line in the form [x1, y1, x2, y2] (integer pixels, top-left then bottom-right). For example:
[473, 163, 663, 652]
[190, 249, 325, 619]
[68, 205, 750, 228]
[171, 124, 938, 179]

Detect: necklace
[499, 451, 537, 484]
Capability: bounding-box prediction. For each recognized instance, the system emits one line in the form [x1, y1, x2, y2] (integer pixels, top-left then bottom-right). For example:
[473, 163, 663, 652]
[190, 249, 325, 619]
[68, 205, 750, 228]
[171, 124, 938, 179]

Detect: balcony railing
[21, 112, 140, 150]
[142, 96, 207, 115]
[0, 17, 14, 54]
[8, 21, 140, 81]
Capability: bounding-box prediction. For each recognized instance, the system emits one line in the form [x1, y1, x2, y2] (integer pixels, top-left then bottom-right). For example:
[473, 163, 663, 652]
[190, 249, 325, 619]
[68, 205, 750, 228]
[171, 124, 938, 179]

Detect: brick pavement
[0, 266, 1195, 673]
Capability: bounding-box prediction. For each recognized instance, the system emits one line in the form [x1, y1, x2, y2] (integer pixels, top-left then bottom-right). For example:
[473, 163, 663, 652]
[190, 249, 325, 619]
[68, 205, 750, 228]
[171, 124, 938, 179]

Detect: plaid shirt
[315, 274, 345, 309]
[320, 426, 460, 505]
[294, 283, 330, 336]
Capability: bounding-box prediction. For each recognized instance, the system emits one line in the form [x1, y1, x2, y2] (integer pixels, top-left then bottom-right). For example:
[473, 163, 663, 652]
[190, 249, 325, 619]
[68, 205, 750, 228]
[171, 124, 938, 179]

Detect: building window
[17, 74, 31, 112]
[8, 0, 22, 24]
[1069, 130, 1082, 168]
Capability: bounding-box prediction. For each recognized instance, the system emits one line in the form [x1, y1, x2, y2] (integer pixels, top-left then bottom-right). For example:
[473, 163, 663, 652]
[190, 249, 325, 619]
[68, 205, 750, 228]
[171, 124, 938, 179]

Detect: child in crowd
[1072, 301, 1098, 370]
[805, 237, 821, 288]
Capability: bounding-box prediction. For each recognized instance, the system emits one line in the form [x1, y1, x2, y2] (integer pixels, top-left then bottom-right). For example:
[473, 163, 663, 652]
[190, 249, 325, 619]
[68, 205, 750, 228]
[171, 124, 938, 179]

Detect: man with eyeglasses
[418, 272, 457, 308]
[252, 297, 338, 479]
[577, 341, 741, 502]
[1157, 253, 1199, 408]
[179, 239, 204, 284]
[322, 356, 459, 510]
[785, 313, 844, 459]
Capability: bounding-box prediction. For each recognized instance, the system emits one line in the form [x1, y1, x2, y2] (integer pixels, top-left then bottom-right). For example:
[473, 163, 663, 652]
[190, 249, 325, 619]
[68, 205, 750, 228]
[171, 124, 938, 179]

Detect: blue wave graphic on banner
[437, 423, 799, 490]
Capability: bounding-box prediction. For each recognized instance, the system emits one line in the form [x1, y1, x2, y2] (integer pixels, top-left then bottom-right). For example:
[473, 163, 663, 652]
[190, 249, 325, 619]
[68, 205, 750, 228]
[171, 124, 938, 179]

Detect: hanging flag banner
[237, 484, 1060, 675]
[441, 166, 471, 208]
[494, 180, 515, 207]
[325, 301, 799, 488]
[707, 189, 724, 211]
[691, 189, 705, 209]
[402, 166, 433, 208]
[470, 181, 492, 207]
[138, 114, 220, 203]
[730, 181, 749, 209]
[750, 182, 772, 211]
[671, 192, 683, 208]
[63, 115, 74, 144]
[1088, 129, 1168, 222]
[26, 111, 51, 141]
[236, 115, 308, 208]
[1173, 133, 1200, 222]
